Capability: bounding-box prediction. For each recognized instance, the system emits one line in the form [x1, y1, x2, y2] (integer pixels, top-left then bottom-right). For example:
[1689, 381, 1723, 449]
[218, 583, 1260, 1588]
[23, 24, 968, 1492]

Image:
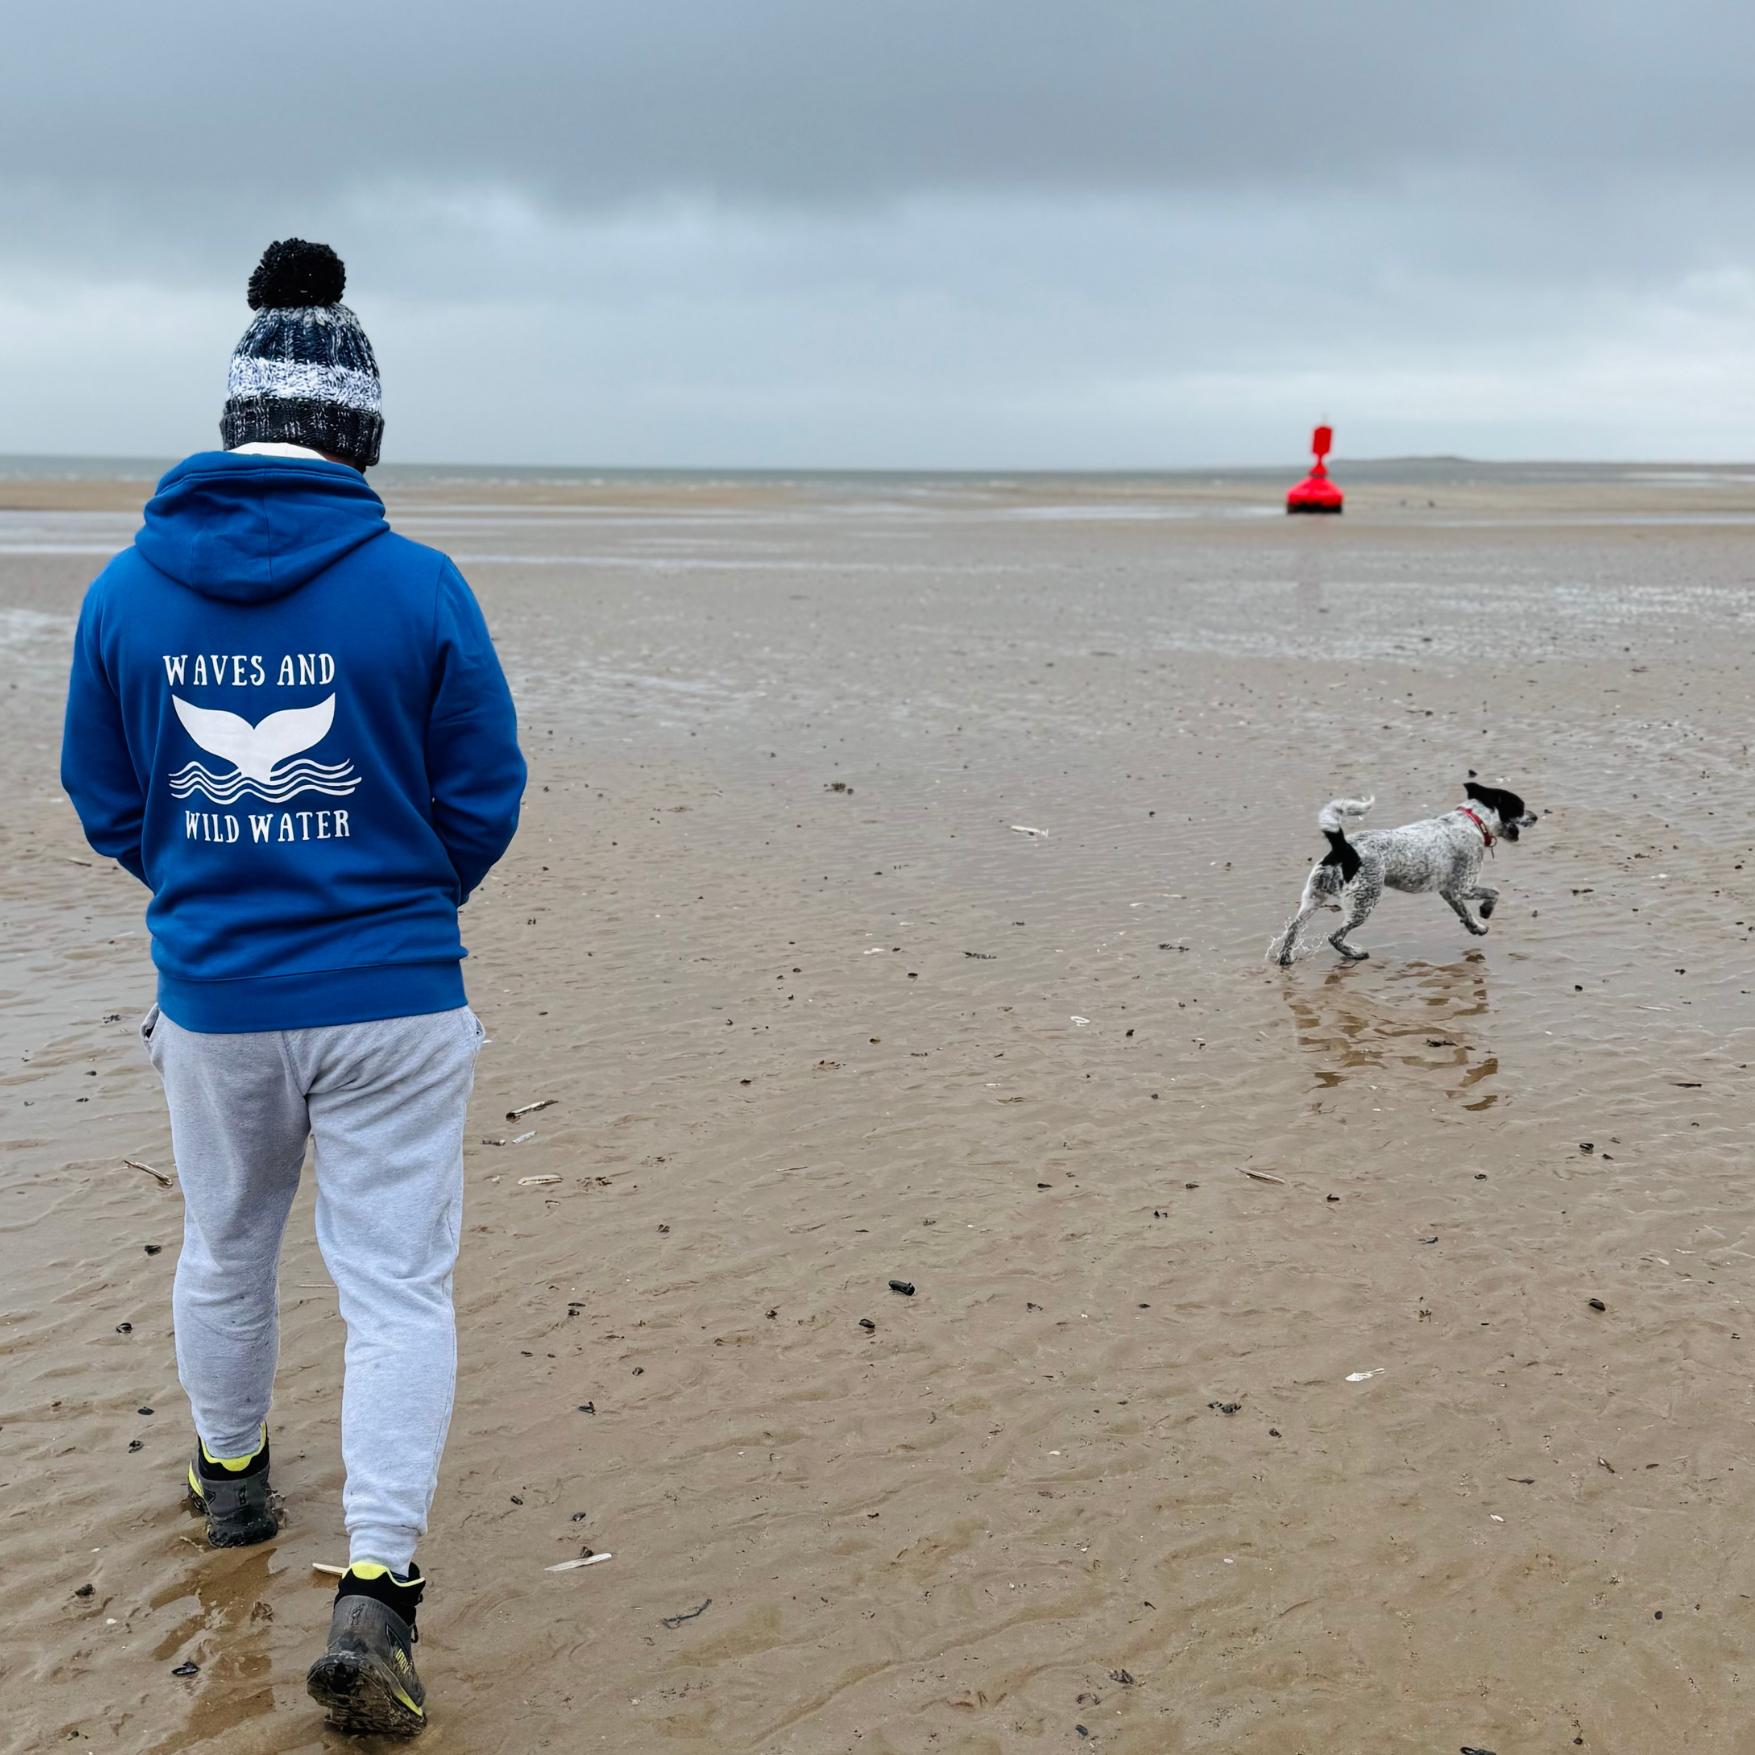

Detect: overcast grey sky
[5, 1, 1755, 466]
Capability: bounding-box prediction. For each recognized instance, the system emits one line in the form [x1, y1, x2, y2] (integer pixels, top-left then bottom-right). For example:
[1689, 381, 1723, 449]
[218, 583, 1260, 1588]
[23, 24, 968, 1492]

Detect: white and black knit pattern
[220, 242, 384, 470]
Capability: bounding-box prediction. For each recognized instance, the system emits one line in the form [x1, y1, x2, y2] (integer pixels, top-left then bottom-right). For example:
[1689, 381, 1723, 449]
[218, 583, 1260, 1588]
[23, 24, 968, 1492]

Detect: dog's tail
[1315, 796, 1372, 884]
[1317, 796, 1374, 833]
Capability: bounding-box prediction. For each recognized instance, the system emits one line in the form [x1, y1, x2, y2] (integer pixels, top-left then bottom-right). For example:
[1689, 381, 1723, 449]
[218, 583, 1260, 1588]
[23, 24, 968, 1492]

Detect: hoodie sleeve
[61, 584, 149, 885]
[426, 561, 526, 902]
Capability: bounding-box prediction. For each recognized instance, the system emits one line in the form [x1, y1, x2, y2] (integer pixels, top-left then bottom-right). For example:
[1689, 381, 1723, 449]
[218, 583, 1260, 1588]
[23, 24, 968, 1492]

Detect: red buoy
[1287, 423, 1344, 514]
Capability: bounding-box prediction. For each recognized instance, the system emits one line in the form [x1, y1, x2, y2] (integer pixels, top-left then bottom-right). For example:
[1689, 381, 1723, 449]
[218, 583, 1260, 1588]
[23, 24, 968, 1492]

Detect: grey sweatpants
[143, 1003, 483, 1571]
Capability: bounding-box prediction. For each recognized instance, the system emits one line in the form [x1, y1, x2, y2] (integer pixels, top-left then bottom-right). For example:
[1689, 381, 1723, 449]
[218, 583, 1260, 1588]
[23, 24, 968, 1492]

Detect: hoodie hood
[136, 450, 389, 604]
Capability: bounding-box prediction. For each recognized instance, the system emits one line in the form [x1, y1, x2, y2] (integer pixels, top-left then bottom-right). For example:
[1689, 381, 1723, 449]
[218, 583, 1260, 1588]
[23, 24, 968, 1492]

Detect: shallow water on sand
[5, 467, 1755, 1753]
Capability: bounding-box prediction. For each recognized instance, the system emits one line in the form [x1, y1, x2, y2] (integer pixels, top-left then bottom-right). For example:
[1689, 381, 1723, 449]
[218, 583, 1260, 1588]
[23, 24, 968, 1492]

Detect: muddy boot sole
[306, 1650, 427, 1738]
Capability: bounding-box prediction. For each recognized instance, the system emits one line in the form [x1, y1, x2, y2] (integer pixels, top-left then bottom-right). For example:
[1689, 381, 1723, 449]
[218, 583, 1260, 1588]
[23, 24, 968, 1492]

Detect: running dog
[1277, 781, 1538, 965]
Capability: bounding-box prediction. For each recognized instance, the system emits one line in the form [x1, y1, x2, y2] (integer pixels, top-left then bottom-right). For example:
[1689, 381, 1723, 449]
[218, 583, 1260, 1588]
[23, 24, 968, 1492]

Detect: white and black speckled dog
[1277, 781, 1538, 965]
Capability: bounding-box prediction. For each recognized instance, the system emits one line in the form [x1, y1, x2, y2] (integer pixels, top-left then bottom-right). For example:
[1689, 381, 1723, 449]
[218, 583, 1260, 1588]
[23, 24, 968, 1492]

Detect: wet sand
[5, 462, 1755, 1752]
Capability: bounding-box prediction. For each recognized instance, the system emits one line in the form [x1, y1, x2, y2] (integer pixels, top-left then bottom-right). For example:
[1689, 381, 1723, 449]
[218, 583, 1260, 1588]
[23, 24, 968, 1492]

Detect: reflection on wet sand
[1283, 954, 1499, 1108]
[145, 1545, 278, 1752]
[1292, 528, 1328, 623]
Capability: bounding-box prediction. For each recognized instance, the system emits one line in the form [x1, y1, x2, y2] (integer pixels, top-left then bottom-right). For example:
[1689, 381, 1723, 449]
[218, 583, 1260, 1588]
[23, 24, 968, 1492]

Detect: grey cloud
[9, 185, 1755, 466]
[9, 0, 1755, 220]
[6, 3, 1755, 464]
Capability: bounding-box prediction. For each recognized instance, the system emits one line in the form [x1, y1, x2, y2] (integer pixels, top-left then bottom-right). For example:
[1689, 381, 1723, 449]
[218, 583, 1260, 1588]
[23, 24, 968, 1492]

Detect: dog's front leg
[1467, 885, 1499, 919]
[1442, 889, 1489, 935]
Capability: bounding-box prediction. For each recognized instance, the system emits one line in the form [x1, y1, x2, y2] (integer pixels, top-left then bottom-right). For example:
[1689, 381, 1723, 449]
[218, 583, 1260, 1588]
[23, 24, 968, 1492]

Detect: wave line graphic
[169, 758, 360, 803]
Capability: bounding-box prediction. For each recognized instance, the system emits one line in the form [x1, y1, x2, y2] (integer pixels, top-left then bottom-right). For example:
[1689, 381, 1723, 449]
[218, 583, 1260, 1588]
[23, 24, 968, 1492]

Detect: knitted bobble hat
[219, 240, 383, 470]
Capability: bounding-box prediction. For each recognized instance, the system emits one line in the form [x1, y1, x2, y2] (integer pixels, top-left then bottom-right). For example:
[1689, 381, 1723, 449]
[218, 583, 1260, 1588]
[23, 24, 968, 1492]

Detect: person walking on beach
[60, 240, 525, 1737]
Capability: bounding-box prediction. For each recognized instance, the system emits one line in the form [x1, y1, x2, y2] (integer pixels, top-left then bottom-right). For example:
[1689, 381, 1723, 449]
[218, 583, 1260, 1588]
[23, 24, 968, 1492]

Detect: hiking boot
[306, 1563, 427, 1737]
[185, 1428, 278, 1548]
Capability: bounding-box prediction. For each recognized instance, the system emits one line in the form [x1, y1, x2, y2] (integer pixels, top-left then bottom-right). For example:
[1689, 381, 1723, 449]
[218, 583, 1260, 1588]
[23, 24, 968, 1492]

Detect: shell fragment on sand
[124, 1159, 174, 1188]
[1009, 824, 1049, 837]
[519, 1175, 562, 1187]
[1241, 1169, 1286, 1185]
[546, 1553, 612, 1572]
[506, 1099, 556, 1120]
[311, 1563, 347, 1578]
[511, 1131, 537, 1144]
[1345, 1370, 1383, 1383]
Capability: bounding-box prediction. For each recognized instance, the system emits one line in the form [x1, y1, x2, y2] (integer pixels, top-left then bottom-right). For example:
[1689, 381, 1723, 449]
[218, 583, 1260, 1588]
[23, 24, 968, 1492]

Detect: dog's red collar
[1456, 806, 1493, 847]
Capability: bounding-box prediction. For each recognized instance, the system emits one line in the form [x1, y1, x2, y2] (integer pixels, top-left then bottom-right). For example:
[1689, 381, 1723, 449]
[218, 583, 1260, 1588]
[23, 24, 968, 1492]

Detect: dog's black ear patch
[1465, 780, 1527, 821]
[1321, 828, 1361, 881]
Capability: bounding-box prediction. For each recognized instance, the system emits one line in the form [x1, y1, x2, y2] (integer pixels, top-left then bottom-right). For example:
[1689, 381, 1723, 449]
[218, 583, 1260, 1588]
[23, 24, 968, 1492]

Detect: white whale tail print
[174, 694, 333, 784]
[170, 694, 360, 803]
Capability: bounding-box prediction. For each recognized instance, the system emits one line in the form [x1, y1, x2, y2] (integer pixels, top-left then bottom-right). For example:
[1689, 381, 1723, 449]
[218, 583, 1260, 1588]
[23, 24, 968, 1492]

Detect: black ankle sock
[337, 1565, 425, 1627]
[196, 1434, 270, 1481]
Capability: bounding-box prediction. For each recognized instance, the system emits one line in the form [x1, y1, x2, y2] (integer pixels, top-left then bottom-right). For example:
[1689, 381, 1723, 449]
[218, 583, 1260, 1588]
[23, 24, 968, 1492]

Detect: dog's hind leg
[1467, 885, 1499, 919]
[1278, 901, 1321, 965]
[1328, 873, 1382, 961]
[1442, 888, 1490, 936]
[1278, 869, 1340, 965]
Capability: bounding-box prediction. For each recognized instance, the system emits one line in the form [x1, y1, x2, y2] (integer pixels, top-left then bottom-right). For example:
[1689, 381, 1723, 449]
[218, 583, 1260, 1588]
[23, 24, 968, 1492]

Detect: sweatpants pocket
[139, 1004, 163, 1069]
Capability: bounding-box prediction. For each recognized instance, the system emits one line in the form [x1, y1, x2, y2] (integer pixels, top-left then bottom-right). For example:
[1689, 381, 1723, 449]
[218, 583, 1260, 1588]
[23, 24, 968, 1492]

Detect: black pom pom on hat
[247, 238, 346, 310]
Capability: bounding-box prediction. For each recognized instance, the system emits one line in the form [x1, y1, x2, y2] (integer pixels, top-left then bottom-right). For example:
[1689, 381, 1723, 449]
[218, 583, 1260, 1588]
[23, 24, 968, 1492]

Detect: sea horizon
[8, 452, 1755, 489]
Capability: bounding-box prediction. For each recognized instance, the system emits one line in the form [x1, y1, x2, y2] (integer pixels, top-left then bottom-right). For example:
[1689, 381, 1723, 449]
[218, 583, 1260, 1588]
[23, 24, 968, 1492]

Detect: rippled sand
[5, 463, 1755, 1753]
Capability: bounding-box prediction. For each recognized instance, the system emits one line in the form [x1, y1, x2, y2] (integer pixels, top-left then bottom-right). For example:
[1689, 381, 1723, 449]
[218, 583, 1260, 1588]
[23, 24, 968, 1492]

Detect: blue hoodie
[61, 451, 526, 1032]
